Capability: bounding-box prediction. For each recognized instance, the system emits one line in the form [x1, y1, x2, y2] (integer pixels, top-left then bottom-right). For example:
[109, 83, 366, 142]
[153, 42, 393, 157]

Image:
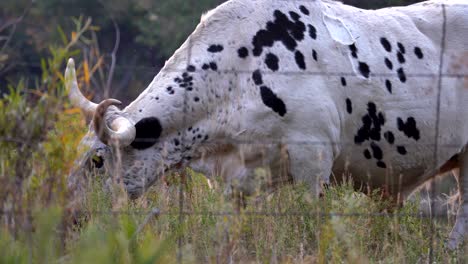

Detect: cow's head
[65, 59, 176, 200]
[64, 0, 298, 203]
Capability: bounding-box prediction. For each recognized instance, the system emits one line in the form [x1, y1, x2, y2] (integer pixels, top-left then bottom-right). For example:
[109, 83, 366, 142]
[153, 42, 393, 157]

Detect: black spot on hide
[414, 47, 424, 59]
[376, 161, 387, 168]
[385, 58, 393, 70]
[186, 65, 196, 72]
[209, 62, 218, 71]
[363, 149, 372, 159]
[341, 77, 347, 86]
[265, 53, 279, 71]
[308, 24, 317, 40]
[397, 117, 420, 140]
[295, 50, 306, 70]
[312, 49, 318, 61]
[358, 62, 370, 78]
[346, 98, 352, 114]
[397, 146, 407, 155]
[252, 70, 263, 85]
[207, 44, 224, 53]
[252, 10, 306, 56]
[289, 11, 300, 21]
[238, 47, 249, 58]
[397, 52, 405, 64]
[397, 42, 406, 54]
[131, 117, 162, 150]
[384, 131, 395, 144]
[397, 68, 406, 83]
[385, 80, 392, 94]
[354, 102, 385, 144]
[300, 5, 309, 15]
[370, 142, 383, 160]
[260, 86, 287, 116]
[349, 44, 358, 58]
[380, 37, 392, 52]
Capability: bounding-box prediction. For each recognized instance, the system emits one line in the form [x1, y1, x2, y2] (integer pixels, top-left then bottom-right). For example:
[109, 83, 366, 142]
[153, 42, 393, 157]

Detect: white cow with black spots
[66, 0, 468, 248]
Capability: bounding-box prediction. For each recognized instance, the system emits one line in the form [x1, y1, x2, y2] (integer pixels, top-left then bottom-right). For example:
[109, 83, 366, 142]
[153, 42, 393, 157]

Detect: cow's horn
[65, 58, 98, 118]
[93, 99, 136, 147]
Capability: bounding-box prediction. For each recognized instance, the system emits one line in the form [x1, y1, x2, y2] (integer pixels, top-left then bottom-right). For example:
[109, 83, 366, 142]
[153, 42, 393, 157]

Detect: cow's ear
[130, 117, 162, 150]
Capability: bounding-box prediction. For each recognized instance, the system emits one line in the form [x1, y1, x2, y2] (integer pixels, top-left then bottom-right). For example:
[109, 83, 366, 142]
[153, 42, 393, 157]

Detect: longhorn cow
[65, 0, 467, 248]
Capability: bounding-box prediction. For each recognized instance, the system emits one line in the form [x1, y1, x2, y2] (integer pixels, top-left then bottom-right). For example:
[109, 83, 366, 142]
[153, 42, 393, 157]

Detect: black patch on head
[252, 10, 306, 56]
[384, 58, 393, 70]
[397, 146, 407, 155]
[289, 11, 300, 21]
[358, 62, 370, 78]
[260, 86, 286, 116]
[300, 5, 309, 15]
[209, 62, 218, 71]
[308, 24, 317, 40]
[376, 161, 387, 168]
[354, 102, 386, 144]
[384, 131, 395, 144]
[265, 53, 279, 71]
[349, 44, 358, 58]
[238, 47, 249, 58]
[186, 65, 196, 72]
[252, 70, 263, 85]
[345, 98, 352, 114]
[295, 50, 306, 70]
[370, 142, 383, 160]
[414, 47, 424, 59]
[397, 52, 405, 64]
[341, 77, 347, 86]
[131, 117, 162, 150]
[380, 37, 392, 52]
[397, 68, 406, 83]
[363, 149, 372, 159]
[397, 42, 406, 54]
[397, 117, 420, 140]
[385, 80, 392, 94]
[312, 49, 318, 61]
[207, 44, 224, 53]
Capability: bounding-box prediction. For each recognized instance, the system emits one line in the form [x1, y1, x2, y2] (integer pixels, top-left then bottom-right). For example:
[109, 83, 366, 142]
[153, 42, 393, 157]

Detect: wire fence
[1, 0, 467, 262]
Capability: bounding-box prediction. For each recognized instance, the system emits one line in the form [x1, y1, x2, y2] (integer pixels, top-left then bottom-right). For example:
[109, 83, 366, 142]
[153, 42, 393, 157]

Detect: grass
[1, 170, 465, 263]
[0, 18, 467, 263]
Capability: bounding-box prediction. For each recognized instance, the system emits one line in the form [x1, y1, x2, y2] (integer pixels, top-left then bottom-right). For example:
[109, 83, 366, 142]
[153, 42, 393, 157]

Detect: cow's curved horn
[65, 58, 98, 118]
[93, 99, 136, 147]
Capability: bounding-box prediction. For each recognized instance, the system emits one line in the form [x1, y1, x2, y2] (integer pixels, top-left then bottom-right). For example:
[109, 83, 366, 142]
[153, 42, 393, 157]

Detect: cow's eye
[91, 155, 104, 169]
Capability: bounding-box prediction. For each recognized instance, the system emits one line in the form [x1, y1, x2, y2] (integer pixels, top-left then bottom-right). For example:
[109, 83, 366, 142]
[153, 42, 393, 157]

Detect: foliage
[0, 16, 95, 238]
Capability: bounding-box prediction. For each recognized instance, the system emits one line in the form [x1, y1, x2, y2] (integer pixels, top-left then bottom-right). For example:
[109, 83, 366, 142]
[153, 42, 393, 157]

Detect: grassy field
[0, 19, 466, 263]
[1, 169, 466, 263]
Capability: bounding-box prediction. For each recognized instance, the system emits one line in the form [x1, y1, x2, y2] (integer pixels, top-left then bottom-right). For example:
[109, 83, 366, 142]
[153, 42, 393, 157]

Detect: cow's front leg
[447, 149, 468, 250]
[287, 143, 334, 197]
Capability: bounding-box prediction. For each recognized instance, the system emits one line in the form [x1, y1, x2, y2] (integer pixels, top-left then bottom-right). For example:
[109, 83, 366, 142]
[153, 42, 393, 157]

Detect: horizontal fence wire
[0, 209, 463, 218]
[10, 60, 467, 78]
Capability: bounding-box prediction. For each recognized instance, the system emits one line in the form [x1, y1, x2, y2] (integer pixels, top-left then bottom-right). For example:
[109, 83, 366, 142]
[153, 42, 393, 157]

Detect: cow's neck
[124, 44, 241, 161]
